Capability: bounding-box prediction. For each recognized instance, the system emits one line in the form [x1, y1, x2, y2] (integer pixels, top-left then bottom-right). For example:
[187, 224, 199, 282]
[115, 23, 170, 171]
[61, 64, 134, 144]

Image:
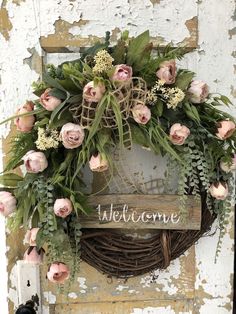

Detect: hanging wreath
[0, 30, 235, 284]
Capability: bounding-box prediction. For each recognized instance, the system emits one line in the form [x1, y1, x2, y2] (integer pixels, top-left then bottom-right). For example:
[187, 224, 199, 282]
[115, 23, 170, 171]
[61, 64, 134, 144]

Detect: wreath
[0, 30, 235, 284]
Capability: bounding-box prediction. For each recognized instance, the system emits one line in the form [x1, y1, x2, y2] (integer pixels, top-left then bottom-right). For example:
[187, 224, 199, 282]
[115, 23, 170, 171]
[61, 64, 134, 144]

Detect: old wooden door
[0, 0, 235, 313]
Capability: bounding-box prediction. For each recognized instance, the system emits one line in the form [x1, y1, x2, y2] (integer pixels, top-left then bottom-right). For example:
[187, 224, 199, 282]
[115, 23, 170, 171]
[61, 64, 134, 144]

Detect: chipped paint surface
[0, 0, 235, 313]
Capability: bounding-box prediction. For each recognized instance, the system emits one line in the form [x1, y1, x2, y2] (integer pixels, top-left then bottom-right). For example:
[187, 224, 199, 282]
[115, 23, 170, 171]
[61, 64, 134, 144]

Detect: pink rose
[40, 88, 62, 111]
[54, 198, 73, 218]
[216, 120, 236, 140]
[89, 153, 109, 172]
[47, 262, 70, 284]
[188, 80, 209, 103]
[14, 101, 35, 132]
[0, 191, 16, 217]
[111, 64, 133, 83]
[156, 60, 176, 84]
[132, 104, 151, 125]
[83, 81, 105, 103]
[220, 155, 236, 173]
[170, 123, 190, 145]
[23, 247, 44, 264]
[60, 123, 85, 149]
[24, 228, 40, 246]
[22, 150, 48, 173]
[209, 182, 228, 200]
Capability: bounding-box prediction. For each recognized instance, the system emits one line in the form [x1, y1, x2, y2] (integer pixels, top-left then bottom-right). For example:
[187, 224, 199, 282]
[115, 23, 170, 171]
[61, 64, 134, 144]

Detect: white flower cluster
[93, 50, 114, 74]
[148, 80, 185, 109]
[166, 87, 185, 109]
[35, 127, 61, 151]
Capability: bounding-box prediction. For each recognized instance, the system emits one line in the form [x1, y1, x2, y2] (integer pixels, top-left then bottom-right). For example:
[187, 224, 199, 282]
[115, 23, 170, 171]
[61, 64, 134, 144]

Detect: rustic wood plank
[79, 194, 201, 230]
[52, 299, 194, 314]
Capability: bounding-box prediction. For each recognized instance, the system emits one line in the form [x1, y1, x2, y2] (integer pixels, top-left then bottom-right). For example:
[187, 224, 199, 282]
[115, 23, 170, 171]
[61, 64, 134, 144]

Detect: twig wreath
[0, 31, 236, 283]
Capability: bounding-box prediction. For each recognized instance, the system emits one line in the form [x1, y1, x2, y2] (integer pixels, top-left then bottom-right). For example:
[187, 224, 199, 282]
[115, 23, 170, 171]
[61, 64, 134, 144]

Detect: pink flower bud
[209, 182, 228, 200]
[89, 153, 109, 172]
[83, 81, 105, 103]
[0, 191, 16, 217]
[24, 228, 40, 246]
[216, 120, 236, 140]
[110, 64, 133, 83]
[132, 104, 151, 125]
[60, 123, 85, 149]
[47, 262, 70, 284]
[23, 247, 44, 264]
[156, 60, 176, 84]
[14, 101, 35, 132]
[22, 150, 48, 173]
[169, 123, 190, 145]
[188, 80, 209, 103]
[54, 198, 73, 218]
[40, 88, 62, 111]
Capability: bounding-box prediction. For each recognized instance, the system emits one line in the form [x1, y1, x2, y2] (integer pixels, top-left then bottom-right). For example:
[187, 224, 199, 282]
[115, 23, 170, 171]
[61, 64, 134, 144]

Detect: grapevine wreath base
[80, 193, 216, 278]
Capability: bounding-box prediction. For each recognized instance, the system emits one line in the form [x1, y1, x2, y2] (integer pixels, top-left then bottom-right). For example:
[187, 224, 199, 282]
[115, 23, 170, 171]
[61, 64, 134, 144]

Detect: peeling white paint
[43, 291, 56, 304]
[77, 276, 88, 293]
[116, 285, 129, 292]
[8, 264, 18, 310]
[38, 0, 197, 43]
[68, 292, 78, 299]
[140, 258, 181, 293]
[131, 306, 178, 314]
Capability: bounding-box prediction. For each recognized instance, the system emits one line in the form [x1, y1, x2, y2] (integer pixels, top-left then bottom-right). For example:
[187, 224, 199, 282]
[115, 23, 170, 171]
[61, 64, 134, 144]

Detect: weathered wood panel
[80, 194, 201, 230]
[41, 246, 196, 307]
[52, 299, 194, 314]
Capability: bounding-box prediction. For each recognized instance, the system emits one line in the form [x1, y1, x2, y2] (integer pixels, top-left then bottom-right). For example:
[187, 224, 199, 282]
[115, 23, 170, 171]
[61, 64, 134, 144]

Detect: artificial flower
[156, 60, 176, 84]
[22, 150, 48, 173]
[14, 101, 35, 132]
[54, 198, 73, 218]
[60, 123, 85, 149]
[216, 120, 236, 140]
[93, 50, 114, 74]
[89, 153, 109, 172]
[110, 64, 133, 83]
[188, 80, 209, 103]
[24, 228, 40, 246]
[23, 247, 44, 264]
[83, 81, 105, 103]
[209, 182, 228, 200]
[40, 88, 62, 111]
[169, 123, 190, 145]
[132, 104, 151, 125]
[0, 191, 16, 217]
[47, 262, 70, 284]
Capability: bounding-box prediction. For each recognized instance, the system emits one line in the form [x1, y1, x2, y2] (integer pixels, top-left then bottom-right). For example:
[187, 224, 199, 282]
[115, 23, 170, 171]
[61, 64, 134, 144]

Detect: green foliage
[0, 173, 22, 188]
[5, 131, 37, 172]
[126, 30, 152, 73]
[175, 70, 194, 90]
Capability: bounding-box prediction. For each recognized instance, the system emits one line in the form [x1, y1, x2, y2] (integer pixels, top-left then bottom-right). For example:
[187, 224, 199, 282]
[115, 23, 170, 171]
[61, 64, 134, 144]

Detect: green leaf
[175, 70, 194, 90]
[85, 94, 109, 145]
[36, 228, 46, 249]
[111, 39, 126, 64]
[110, 94, 124, 148]
[42, 73, 67, 92]
[49, 92, 70, 125]
[0, 173, 23, 188]
[0, 108, 44, 126]
[127, 30, 151, 71]
[49, 88, 67, 100]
